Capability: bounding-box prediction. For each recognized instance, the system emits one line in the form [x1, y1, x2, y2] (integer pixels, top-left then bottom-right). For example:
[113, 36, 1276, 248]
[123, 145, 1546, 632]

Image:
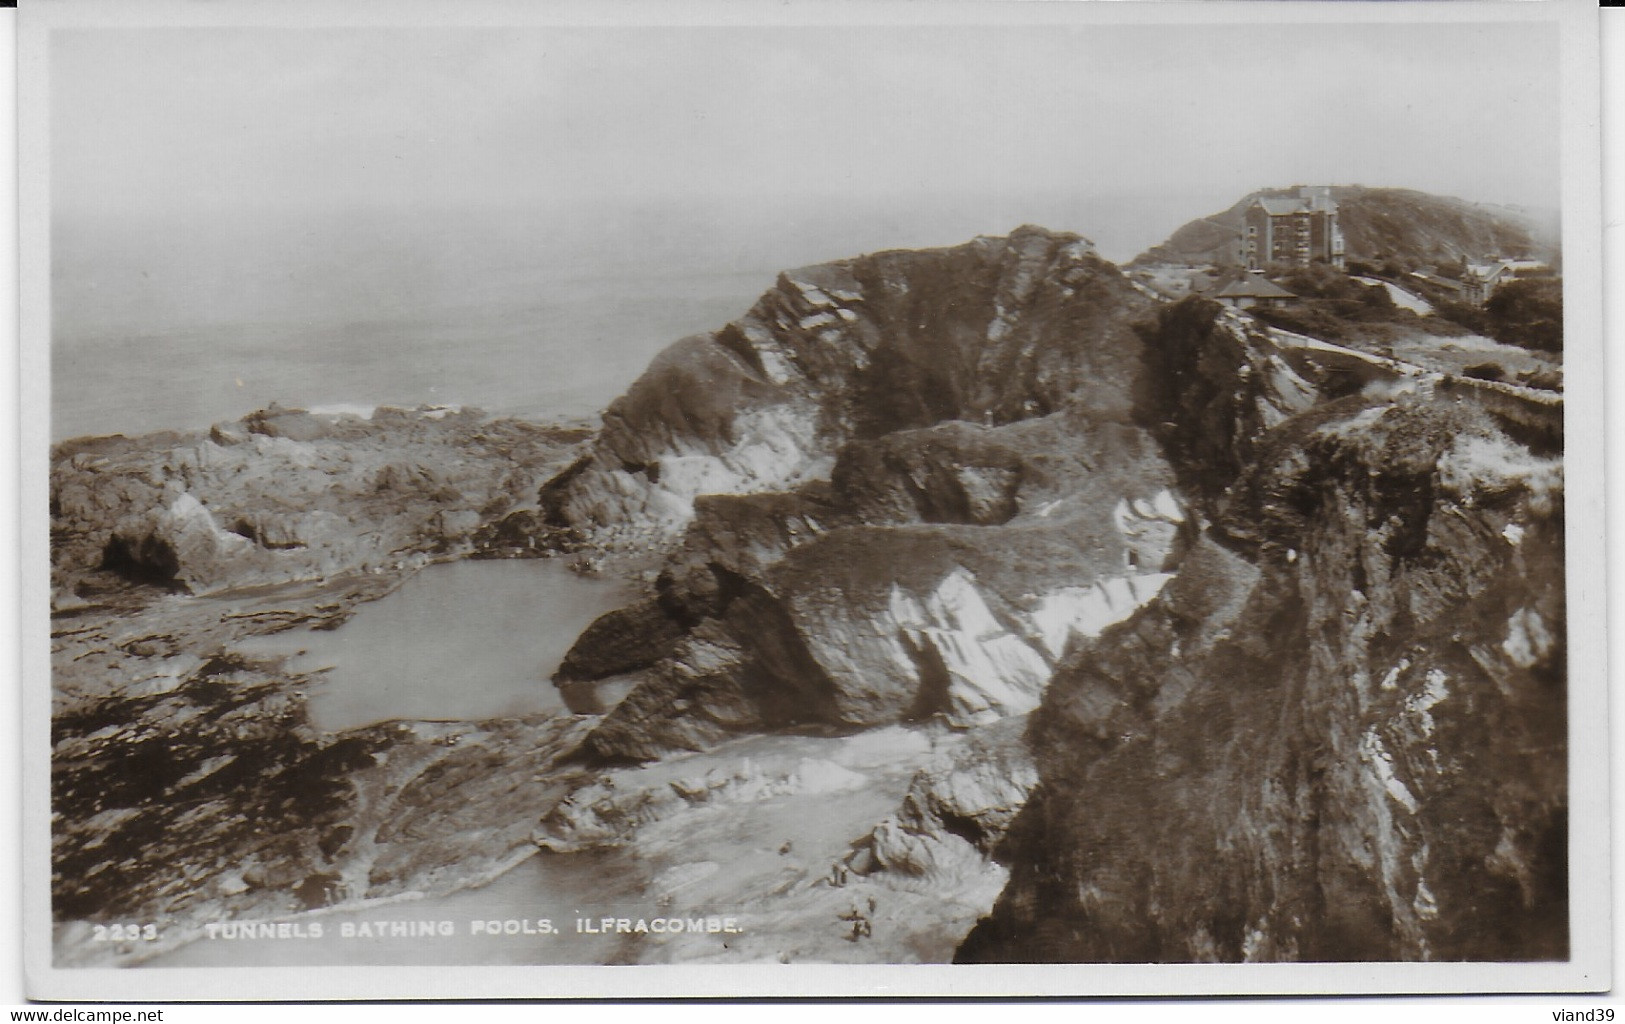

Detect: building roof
[1255, 197, 1311, 217]
[1464, 261, 1514, 282]
[1411, 272, 1464, 293]
[1216, 276, 1297, 299]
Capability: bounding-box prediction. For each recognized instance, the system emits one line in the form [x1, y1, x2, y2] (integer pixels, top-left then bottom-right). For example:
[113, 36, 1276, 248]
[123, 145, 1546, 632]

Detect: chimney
[1300, 185, 1333, 212]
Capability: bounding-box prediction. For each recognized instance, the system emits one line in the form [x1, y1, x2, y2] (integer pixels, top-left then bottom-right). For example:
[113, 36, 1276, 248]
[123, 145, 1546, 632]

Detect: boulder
[105, 493, 257, 593]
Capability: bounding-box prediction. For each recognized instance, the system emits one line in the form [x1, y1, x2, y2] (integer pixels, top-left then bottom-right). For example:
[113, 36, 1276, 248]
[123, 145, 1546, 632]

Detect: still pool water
[142, 558, 654, 968]
[236, 559, 634, 733]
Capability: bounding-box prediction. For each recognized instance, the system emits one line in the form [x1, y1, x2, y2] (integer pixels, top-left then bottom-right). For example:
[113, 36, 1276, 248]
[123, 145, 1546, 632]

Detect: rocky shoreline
[53, 215, 1568, 968]
[49, 404, 614, 966]
[533, 224, 1565, 962]
[49, 400, 1031, 968]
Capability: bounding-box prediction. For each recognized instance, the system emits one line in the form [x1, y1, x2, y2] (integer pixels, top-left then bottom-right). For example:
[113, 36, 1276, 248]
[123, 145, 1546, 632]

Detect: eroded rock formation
[541, 232, 1566, 963]
[49, 220, 1568, 968]
[546, 228, 1211, 760]
[545, 226, 1151, 543]
[51, 405, 590, 597]
[956, 384, 1566, 964]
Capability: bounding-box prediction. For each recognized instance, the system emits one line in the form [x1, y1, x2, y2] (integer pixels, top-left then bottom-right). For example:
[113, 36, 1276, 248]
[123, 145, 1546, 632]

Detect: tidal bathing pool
[145, 558, 649, 968]
[234, 558, 635, 732]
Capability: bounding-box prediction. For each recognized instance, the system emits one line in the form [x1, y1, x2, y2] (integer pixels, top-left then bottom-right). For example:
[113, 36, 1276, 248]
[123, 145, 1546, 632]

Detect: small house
[1214, 274, 1297, 310]
[1461, 259, 1553, 306]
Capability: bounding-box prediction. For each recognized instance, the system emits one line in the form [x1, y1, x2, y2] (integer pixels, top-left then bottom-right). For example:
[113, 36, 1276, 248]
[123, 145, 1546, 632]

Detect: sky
[43, 14, 1565, 435]
[52, 20, 1560, 248]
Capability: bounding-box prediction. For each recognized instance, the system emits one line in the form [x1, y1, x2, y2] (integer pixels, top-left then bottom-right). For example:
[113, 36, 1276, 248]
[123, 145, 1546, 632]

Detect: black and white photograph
[19, 0, 1609, 1001]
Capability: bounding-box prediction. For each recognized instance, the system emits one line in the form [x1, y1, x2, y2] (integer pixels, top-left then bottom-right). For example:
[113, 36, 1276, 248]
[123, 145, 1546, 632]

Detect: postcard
[20, 0, 1608, 1001]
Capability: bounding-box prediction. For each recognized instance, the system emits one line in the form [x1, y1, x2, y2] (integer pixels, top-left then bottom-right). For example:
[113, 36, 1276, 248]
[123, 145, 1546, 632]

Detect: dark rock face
[242, 403, 366, 443]
[546, 226, 1566, 963]
[957, 394, 1566, 963]
[50, 616, 600, 961]
[48, 408, 610, 964]
[1133, 298, 1319, 513]
[546, 227, 1154, 544]
[552, 229, 1190, 760]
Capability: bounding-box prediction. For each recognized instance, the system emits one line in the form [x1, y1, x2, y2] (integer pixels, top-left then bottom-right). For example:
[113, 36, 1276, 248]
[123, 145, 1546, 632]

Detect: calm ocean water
[51, 270, 774, 441]
[49, 197, 1206, 441]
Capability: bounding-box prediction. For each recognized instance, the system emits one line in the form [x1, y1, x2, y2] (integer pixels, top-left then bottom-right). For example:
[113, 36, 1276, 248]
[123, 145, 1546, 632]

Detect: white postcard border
[18, 0, 1609, 1001]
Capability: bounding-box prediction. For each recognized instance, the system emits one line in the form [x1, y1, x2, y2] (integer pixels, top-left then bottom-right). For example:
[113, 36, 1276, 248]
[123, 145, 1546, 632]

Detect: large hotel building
[1242, 186, 1347, 269]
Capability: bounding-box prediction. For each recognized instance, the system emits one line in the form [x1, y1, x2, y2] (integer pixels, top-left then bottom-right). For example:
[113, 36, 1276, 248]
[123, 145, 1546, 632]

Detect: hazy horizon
[48, 18, 1562, 438]
[53, 23, 1560, 219]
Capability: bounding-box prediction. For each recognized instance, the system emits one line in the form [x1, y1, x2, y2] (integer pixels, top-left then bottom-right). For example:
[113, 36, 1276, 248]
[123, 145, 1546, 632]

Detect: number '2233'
[91, 923, 158, 942]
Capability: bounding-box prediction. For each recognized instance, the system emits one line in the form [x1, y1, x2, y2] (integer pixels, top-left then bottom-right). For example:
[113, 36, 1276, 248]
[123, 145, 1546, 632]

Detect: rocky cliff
[545, 226, 1151, 545]
[50, 222, 1568, 968]
[956, 351, 1566, 963]
[1134, 186, 1556, 268]
[540, 219, 1566, 964]
[545, 228, 1211, 761]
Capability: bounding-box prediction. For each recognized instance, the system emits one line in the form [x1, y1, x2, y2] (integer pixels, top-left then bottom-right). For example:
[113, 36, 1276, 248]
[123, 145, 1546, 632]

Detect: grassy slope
[1132, 186, 1551, 269]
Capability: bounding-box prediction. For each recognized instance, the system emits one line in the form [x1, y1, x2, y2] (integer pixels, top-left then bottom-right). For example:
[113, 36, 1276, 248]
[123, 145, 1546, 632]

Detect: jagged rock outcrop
[242, 402, 369, 443]
[540, 233, 1565, 962]
[564, 291, 1332, 762]
[536, 741, 892, 854]
[1133, 299, 1320, 511]
[545, 226, 1151, 545]
[550, 229, 1203, 760]
[957, 392, 1566, 963]
[50, 406, 590, 596]
[845, 715, 1039, 882]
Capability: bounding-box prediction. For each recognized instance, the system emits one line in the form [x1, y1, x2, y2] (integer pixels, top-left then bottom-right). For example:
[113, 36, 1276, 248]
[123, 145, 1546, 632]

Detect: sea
[48, 196, 1209, 441]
